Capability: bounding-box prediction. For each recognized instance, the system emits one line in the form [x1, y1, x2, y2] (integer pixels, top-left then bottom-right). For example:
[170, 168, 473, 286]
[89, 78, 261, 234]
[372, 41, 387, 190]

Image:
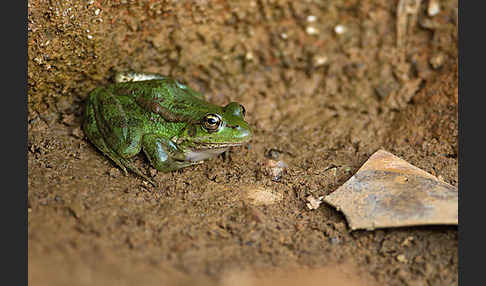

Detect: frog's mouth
[185, 143, 241, 162]
[189, 142, 244, 151]
[184, 142, 244, 162]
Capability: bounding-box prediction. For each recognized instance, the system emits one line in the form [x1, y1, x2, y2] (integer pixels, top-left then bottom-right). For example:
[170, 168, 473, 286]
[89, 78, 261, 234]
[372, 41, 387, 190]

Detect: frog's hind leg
[83, 97, 157, 186]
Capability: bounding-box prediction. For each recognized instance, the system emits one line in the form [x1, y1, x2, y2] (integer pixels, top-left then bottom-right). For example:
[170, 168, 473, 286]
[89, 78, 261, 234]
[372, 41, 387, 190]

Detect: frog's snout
[235, 124, 252, 143]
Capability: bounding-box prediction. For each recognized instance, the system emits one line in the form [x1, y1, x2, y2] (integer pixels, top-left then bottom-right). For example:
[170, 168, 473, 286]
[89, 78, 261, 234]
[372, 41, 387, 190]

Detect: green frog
[83, 71, 252, 185]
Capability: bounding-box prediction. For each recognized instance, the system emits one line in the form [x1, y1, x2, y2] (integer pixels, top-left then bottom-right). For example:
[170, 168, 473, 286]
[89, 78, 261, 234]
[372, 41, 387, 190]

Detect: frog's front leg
[141, 134, 201, 172]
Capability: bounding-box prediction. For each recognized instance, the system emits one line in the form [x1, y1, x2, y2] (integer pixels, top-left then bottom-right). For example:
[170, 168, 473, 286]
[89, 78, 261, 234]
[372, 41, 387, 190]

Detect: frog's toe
[121, 159, 158, 187]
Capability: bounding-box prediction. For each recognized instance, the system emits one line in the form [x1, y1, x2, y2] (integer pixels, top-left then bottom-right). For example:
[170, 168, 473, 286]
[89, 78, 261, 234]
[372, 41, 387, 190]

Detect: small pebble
[334, 25, 346, 35]
[306, 26, 319, 35]
[264, 149, 283, 160]
[306, 15, 317, 22]
[313, 55, 328, 67]
[306, 195, 323, 210]
[428, 0, 440, 16]
[396, 254, 408, 263]
[429, 53, 445, 69]
[329, 236, 341, 244]
[401, 236, 415, 247]
[262, 159, 288, 182]
[245, 186, 283, 206]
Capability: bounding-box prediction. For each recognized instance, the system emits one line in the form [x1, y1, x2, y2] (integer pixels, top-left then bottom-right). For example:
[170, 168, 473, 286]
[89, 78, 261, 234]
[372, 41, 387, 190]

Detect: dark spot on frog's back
[188, 125, 197, 137]
[114, 86, 133, 96]
[112, 115, 128, 128]
[135, 95, 160, 113]
[151, 102, 161, 113]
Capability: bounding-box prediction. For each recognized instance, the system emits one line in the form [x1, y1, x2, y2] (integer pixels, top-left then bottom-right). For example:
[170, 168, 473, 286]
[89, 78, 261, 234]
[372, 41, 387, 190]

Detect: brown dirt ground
[28, 0, 458, 285]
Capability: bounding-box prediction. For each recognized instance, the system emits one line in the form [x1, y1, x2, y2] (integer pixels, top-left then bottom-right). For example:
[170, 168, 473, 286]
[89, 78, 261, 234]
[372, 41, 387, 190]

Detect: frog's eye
[239, 104, 246, 117]
[202, 114, 222, 132]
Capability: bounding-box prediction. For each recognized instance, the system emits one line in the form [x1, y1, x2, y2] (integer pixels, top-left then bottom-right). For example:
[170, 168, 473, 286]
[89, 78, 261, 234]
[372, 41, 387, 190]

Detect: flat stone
[323, 150, 458, 231]
[244, 186, 283, 206]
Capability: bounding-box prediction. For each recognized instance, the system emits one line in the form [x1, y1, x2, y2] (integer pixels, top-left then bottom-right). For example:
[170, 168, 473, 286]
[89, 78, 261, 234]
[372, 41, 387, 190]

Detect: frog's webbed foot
[83, 120, 157, 187]
[93, 142, 157, 186]
[107, 152, 158, 186]
[119, 158, 158, 187]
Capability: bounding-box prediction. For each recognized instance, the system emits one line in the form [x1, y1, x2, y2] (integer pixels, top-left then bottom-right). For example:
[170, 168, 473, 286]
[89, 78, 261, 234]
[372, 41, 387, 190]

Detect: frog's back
[109, 79, 223, 124]
[86, 86, 143, 136]
[101, 83, 185, 137]
[86, 78, 224, 140]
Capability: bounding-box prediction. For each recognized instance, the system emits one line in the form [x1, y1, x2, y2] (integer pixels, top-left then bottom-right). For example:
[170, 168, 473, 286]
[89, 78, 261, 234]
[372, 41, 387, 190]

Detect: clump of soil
[28, 0, 458, 285]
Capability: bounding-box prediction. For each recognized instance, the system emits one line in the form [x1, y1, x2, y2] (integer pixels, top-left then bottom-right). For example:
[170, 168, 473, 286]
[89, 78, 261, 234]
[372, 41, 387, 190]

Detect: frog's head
[177, 102, 252, 153]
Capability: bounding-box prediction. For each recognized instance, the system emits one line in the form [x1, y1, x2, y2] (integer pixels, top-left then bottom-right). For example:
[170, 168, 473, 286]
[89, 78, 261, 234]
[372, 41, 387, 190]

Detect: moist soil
[28, 1, 458, 285]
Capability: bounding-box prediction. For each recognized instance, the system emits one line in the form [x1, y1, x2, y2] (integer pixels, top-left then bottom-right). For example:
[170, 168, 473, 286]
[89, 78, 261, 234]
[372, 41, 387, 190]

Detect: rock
[306, 15, 317, 22]
[305, 26, 319, 35]
[334, 25, 347, 35]
[313, 55, 328, 67]
[396, 254, 408, 263]
[429, 52, 445, 69]
[427, 0, 440, 16]
[261, 159, 288, 182]
[305, 195, 323, 210]
[401, 236, 415, 247]
[244, 186, 283, 206]
[323, 150, 458, 231]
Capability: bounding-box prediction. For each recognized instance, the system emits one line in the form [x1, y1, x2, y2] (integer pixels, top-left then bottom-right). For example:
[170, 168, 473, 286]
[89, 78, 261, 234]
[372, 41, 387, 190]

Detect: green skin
[83, 72, 252, 185]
